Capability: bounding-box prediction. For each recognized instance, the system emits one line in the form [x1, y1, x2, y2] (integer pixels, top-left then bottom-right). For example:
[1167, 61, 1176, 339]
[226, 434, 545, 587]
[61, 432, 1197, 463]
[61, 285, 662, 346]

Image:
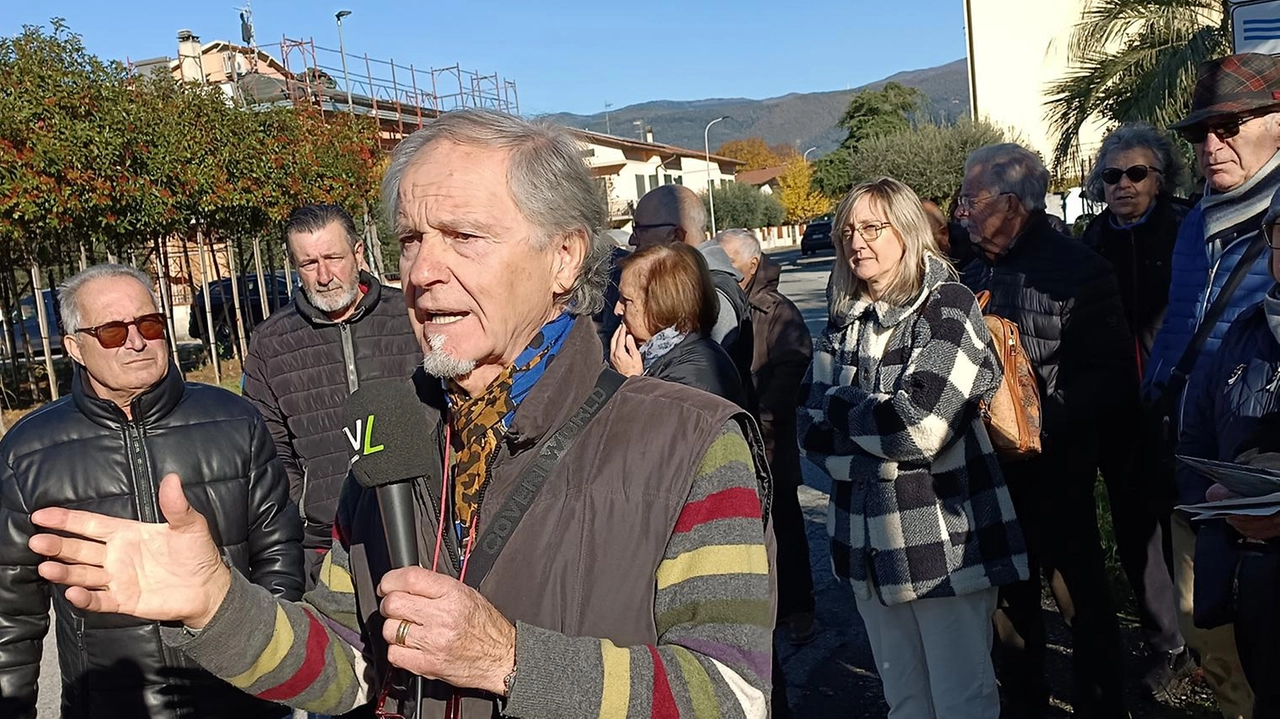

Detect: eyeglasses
[1102, 164, 1163, 185]
[1179, 113, 1270, 144]
[955, 193, 1011, 214]
[76, 313, 167, 349]
[1264, 221, 1280, 250]
[841, 222, 893, 241]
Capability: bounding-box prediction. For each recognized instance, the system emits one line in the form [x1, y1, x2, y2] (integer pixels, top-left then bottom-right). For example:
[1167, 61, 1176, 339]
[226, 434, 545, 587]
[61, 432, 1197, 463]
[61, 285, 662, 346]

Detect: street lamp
[704, 116, 729, 235]
[334, 10, 353, 115]
[803, 146, 818, 162]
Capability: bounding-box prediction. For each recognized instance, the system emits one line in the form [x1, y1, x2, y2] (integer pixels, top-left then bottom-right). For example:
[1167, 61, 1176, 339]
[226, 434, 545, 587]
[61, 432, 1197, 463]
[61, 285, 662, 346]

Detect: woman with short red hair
[610, 242, 745, 406]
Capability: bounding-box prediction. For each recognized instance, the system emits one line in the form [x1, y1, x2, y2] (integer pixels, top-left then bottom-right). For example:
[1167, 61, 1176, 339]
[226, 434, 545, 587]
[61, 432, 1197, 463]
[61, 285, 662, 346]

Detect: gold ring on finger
[394, 620, 413, 648]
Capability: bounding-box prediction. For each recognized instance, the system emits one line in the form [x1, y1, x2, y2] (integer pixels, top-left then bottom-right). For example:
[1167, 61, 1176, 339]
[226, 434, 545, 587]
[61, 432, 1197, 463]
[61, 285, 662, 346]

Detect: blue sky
[3, 1, 968, 116]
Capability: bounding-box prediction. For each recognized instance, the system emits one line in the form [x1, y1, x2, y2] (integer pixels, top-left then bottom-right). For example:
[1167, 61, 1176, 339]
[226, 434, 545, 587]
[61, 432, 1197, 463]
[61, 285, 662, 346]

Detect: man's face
[65, 276, 168, 406]
[957, 168, 1023, 258]
[722, 244, 759, 289]
[397, 141, 584, 389]
[1195, 113, 1280, 193]
[1102, 147, 1162, 222]
[290, 222, 363, 316]
[630, 195, 682, 248]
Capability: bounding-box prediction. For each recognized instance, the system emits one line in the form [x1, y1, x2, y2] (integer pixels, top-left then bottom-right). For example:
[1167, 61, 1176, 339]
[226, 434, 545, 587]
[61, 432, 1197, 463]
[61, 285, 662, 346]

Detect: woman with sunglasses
[1079, 122, 1199, 696]
[798, 177, 1027, 719]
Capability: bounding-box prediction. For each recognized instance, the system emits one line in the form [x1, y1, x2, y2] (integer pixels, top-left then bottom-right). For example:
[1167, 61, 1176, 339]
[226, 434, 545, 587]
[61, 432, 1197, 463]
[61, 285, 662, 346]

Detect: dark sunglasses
[77, 313, 167, 349]
[1102, 165, 1163, 185]
[1179, 113, 1269, 144]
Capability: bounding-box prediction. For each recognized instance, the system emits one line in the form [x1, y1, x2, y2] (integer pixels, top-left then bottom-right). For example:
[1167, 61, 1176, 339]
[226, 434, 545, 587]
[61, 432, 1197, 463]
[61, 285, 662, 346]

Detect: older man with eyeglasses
[0, 263, 303, 719]
[957, 143, 1134, 718]
[1144, 52, 1280, 719]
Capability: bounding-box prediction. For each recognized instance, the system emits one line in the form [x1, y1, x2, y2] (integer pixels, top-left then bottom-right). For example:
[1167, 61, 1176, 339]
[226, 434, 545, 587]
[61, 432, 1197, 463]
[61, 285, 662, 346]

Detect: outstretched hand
[29, 473, 232, 628]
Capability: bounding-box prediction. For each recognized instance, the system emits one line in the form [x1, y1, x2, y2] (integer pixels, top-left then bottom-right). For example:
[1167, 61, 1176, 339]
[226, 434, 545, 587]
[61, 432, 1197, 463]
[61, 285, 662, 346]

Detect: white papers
[1175, 456, 1280, 520]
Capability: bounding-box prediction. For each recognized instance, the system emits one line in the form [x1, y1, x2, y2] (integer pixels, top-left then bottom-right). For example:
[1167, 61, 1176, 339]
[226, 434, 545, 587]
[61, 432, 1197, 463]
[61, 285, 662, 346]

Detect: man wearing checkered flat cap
[1144, 53, 1280, 719]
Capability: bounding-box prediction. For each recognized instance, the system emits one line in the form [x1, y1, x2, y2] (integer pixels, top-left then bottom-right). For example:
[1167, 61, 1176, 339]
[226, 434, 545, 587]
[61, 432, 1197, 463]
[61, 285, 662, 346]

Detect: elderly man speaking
[27, 110, 774, 719]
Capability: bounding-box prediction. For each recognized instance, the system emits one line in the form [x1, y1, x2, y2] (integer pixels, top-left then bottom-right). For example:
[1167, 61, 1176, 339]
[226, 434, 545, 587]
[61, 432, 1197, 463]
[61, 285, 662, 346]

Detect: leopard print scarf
[444, 313, 574, 528]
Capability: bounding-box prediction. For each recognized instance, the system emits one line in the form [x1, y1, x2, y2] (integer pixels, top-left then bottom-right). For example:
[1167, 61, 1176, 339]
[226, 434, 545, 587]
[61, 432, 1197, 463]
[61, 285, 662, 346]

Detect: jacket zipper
[340, 323, 359, 394]
[123, 416, 185, 716]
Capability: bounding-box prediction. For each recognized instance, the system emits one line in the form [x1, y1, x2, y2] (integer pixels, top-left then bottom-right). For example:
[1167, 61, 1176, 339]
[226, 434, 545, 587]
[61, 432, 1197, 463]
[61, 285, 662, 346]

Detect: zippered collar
[294, 270, 383, 326]
[71, 360, 185, 428]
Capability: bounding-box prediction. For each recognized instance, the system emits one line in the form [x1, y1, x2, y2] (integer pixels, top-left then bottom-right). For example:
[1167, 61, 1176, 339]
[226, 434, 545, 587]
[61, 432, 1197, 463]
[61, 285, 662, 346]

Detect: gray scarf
[640, 326, 687, 369]
[1201, 150, 1280, 259]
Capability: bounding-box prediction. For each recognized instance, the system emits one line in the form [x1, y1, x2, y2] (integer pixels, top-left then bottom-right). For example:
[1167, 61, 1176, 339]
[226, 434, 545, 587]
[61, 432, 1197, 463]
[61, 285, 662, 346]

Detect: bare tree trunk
[30, 264, 57, 401]
[78, 242, 88, 272]
[225, 237, 248, 361]
[253, 236, 268, 331]
[195, 232, 221, 384]
[363, 202, 385, 282]
[155, 238, 182, 374]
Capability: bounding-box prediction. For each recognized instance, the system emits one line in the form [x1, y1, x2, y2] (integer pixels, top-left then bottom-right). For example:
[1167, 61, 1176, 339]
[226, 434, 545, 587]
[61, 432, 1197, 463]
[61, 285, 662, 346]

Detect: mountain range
[539, 59, 970, 158]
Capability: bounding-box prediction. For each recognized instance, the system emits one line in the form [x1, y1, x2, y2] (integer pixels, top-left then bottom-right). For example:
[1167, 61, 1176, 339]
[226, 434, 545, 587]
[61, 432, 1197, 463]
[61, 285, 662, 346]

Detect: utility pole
[704, 116, 729, 235]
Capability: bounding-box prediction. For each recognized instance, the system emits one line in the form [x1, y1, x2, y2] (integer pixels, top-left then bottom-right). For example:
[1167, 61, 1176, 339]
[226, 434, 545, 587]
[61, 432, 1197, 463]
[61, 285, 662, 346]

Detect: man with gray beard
[242, 204, 422, 586]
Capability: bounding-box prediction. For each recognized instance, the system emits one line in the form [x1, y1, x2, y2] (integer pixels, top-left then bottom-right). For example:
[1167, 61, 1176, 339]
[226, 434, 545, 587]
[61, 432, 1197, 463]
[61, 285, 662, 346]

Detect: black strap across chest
[461, 367, 626, 588]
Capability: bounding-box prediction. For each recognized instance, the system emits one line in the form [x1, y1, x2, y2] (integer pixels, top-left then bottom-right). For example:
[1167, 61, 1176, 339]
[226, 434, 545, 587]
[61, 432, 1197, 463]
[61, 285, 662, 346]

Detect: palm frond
[1047, 0, 1228, 171]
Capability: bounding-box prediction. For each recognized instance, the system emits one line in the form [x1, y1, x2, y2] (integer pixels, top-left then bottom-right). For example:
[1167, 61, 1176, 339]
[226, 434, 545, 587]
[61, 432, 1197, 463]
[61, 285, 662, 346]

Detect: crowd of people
[1, 48, 1280, 719]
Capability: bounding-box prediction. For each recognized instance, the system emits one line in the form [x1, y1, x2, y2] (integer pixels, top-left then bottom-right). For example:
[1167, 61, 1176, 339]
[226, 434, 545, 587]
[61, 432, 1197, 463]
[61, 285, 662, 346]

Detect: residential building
[736, 166, 788, 195]
[963, 0, 1109, 174]
[572, 129, 743, 229]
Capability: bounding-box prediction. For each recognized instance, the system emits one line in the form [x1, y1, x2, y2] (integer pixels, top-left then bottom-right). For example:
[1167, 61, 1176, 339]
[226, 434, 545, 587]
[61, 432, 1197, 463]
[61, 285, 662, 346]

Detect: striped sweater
[166, 423, 772, 718]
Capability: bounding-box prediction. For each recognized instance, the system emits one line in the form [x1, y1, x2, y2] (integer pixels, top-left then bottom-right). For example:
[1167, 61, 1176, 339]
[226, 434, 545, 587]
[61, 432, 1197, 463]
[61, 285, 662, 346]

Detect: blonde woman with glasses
[798, 177, 1028, 718]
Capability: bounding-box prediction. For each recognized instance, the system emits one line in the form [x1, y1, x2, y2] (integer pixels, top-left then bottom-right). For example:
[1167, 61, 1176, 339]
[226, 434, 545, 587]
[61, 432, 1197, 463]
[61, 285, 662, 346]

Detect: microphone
[345, 377, 441, 569]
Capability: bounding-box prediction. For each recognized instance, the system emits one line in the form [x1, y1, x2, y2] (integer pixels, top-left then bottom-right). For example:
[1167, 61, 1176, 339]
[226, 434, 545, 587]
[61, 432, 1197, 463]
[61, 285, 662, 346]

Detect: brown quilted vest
[341, 317, 770, 718]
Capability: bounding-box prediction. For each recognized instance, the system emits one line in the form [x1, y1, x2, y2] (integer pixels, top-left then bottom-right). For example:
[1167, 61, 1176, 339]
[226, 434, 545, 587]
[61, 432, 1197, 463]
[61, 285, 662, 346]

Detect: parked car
[189, 273, 295, 351]
[1, 289, 63, 360]
[800, 216, 834, 257]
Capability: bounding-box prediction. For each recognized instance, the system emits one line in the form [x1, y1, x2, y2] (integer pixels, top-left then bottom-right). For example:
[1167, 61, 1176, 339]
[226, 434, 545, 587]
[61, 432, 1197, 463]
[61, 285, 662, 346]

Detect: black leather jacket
[646, 332, 747, 408]
[0, 364, 304, 719]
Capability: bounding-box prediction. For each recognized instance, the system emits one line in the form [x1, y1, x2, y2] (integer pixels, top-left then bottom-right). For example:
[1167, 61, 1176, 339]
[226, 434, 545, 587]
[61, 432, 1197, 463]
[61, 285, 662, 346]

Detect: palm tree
[1046, 0, 1229, 172]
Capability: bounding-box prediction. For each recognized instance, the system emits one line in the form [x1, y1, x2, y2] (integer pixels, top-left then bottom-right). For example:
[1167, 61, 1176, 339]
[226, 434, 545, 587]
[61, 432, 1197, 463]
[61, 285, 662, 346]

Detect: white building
[963, 0, 1110, 173]
[571, 129, 743, 230]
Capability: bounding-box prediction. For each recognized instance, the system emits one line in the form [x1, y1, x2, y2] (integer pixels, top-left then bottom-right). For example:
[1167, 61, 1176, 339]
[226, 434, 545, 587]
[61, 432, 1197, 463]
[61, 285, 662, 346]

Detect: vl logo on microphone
[343, 414, 386, 461]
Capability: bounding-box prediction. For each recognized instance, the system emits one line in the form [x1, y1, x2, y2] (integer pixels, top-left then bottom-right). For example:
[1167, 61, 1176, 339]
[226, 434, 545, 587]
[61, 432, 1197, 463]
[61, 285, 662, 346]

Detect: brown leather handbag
[975, 290, 1042, 461]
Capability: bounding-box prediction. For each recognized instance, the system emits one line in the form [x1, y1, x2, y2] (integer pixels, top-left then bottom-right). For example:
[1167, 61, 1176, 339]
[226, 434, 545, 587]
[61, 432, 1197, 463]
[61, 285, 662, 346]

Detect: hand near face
[28, 473, 232, 628]
[609, 324, 644, 377]
[378, 568, 515, 695]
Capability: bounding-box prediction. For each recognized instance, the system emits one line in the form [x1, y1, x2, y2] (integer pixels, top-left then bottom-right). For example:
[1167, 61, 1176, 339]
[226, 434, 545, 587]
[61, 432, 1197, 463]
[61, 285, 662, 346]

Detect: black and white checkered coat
[799, 254, 1028, 605]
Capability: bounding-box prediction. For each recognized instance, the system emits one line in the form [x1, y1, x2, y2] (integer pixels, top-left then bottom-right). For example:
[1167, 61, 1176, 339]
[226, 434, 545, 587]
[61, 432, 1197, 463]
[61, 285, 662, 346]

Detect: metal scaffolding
[260, 37, 520, 133]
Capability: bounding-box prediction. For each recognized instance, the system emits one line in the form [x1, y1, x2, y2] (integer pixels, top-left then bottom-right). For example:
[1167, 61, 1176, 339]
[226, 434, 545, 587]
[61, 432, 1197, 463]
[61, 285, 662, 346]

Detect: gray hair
[284, 204, 360, 261]
[964, 143, 1050, 212]
[381, 109, 611, 315]
[715, 228, 761, 262]
[58, 264, 157, 334]
[1085, 123, 1187, 202]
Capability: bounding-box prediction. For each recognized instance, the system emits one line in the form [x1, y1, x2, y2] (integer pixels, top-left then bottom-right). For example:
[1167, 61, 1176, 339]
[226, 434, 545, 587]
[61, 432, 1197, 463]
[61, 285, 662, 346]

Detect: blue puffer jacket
[1143, 189, 1276, 407]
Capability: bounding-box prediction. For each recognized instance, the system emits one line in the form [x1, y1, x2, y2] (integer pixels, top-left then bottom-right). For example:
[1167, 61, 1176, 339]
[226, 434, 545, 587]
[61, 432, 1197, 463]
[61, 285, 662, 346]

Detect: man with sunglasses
[957, 143, 1133, 719]
[1143, 52, 1280, 719]
[0, 263, 304, 719]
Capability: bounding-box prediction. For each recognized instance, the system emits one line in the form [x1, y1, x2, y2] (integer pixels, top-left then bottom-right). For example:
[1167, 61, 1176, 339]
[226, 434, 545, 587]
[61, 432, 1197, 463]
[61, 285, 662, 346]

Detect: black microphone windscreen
[345, 377, 440, 490]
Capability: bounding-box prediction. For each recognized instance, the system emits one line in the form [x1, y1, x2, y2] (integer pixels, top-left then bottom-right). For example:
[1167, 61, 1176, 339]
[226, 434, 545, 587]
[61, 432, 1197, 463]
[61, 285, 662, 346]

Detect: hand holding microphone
[346, 378, 517, 696]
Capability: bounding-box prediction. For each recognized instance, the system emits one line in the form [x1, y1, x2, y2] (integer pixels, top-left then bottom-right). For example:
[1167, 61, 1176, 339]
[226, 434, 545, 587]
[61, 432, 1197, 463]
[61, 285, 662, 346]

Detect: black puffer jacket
[1082, 197, 1188, 374]
[0, 364, 303, 719]
[646, 332, 747, 407]
[242, 273, 422, 558]
[961, 212, 1133, 456]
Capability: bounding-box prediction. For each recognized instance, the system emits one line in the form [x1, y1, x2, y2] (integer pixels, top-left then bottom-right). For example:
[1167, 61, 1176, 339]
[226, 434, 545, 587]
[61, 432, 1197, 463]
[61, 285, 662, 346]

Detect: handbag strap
[1164, 231, 1268, 399]
[461, 367, 626, 589]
